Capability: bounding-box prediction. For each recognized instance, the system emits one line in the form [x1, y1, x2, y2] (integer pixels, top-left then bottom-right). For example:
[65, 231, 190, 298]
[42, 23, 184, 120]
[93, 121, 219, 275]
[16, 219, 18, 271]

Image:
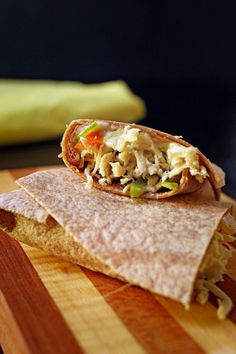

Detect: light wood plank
[83, 268, 205, 354]
[157, 297, 236, 354]
[0, 171, 18, 193]
[21, 244, 145, 354]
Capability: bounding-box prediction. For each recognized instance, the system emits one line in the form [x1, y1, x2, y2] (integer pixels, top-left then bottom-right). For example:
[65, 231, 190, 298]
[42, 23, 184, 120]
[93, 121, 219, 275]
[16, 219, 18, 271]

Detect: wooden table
[0, 166, 236, 354]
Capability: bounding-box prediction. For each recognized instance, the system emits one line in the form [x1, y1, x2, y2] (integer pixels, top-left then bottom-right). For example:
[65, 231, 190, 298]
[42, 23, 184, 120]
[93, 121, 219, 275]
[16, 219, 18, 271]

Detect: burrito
[61, 120, 225, 200]
[0, 169, 235, 319]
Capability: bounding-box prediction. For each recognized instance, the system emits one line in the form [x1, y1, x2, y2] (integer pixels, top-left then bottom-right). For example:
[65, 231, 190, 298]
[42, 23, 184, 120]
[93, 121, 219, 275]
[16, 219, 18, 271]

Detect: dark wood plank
[0, 230, 84, 354]
[10, 167, 38, 180]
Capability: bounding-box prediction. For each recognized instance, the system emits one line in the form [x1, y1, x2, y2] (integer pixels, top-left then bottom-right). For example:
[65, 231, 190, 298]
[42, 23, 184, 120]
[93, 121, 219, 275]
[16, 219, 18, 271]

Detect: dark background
[0, 0, 236, 197]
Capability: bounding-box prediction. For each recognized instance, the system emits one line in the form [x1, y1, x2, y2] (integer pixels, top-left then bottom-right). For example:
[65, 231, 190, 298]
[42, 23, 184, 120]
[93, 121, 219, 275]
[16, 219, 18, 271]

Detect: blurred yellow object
[0, 80, 146, 145]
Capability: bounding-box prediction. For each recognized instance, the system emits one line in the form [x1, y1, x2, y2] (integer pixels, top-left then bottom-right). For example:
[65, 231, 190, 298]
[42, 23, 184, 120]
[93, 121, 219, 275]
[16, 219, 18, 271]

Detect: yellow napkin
[0, 80, 146, 145]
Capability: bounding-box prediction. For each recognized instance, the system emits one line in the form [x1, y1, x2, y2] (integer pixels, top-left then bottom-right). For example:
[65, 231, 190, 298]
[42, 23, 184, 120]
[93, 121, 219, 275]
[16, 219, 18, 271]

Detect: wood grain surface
[0, 166, 236, 354]
[0, 230, 83, 354]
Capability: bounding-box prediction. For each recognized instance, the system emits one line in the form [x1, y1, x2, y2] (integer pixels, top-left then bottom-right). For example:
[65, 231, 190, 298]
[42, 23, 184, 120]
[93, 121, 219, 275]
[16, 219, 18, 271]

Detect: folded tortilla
[61, 119, 225, 200]
[0, 189, 116, 277]
[0, 168, 234, 318]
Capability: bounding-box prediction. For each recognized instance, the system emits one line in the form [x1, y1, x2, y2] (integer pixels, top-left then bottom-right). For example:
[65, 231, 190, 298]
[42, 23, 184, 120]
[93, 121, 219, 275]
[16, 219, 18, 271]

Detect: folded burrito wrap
[4, 168, 232, 318]
[0, 80, 146, 145]
[61, 120, 225, 200]
[0, 189, 118, 278]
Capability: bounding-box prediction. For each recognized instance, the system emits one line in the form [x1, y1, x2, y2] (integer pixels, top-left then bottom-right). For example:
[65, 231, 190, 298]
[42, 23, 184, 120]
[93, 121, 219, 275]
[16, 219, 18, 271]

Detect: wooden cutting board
[0, 166, 236, 354]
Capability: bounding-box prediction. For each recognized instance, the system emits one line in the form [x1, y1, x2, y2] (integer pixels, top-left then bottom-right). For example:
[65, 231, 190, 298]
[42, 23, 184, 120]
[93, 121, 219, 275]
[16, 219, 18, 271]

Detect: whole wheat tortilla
[0, 189, 49, 223]
[15, 168, 231, 305]
[0, 189, 119, 278]
[61, 119, 225, 200]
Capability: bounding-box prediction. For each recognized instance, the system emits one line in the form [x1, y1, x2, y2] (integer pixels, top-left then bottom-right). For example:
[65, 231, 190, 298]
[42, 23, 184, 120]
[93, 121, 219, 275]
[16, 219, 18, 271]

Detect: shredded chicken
[73, 123, 208, 194]
[163, 143, 208, 183]
[194, 213, 236, 319]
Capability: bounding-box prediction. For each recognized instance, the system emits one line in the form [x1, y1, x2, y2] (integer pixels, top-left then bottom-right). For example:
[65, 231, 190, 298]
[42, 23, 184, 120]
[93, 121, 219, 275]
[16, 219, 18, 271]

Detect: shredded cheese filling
[74, 123, 208, 192]
[194, 213, 236, 319]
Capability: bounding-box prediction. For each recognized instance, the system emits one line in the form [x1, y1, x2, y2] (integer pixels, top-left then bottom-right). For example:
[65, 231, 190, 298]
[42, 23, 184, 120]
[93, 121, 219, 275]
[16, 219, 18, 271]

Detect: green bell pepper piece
[161, 181, 179, 190]
[130, 180, 147, 198]
[78, 121, 100, 138]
